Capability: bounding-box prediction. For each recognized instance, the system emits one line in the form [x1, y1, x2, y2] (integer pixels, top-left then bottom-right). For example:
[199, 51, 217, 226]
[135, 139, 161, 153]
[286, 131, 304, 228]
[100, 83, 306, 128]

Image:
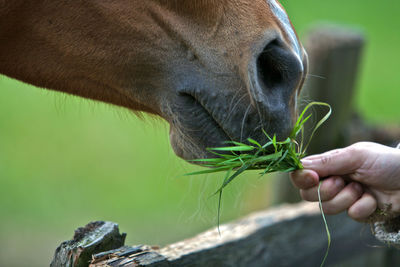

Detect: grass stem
[318, 182, 331, 267]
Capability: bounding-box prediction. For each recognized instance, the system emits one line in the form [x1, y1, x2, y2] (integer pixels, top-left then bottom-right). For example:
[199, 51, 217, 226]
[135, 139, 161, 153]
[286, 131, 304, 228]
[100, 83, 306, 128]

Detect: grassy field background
[1, 1, 399, 266]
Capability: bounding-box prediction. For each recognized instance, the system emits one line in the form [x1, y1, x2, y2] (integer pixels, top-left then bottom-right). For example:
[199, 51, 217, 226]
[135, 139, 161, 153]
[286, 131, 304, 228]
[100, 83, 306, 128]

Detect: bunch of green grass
[187, 101, 331, 204]
[186, 101, 332, 266]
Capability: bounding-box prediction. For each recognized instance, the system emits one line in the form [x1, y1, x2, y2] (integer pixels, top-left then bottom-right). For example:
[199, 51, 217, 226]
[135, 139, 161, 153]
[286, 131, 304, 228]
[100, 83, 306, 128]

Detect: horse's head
[1, 0, 307, 160]
[154, 0, 307, 159]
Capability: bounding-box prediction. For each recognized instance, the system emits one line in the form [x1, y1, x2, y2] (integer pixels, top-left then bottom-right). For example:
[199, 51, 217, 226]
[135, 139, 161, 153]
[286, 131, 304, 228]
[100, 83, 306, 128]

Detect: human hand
[290, 142, 400, 221]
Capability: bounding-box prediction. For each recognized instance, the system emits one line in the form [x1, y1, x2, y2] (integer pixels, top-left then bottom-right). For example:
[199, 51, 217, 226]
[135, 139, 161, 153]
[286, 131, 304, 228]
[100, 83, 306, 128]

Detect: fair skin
[290, 142, 400, 221]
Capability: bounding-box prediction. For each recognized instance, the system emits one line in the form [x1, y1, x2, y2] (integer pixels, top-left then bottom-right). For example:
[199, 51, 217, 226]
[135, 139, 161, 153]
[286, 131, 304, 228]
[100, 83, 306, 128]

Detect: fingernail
[301, 159, 313, 168]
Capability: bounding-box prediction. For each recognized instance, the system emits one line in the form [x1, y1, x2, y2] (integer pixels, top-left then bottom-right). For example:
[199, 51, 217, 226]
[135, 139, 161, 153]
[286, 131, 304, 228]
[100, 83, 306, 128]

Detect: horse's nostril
[257, 40, 284, 90]
[256, 39, 303, 96]
[250, 38, 305, 140]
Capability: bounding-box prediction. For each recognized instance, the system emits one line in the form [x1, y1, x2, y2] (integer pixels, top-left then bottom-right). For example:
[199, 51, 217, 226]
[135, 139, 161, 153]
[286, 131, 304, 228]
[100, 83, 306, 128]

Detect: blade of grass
[209, 146, 255, 152]
[247, 138, 262, 148]
[185, 166, 232, 176]
[318, 181, 331, 267]
[217, 168, 232, 235]
[189, 158, 227, 163]
[214, 163, 252, 194]
[302, 102, 332, 154]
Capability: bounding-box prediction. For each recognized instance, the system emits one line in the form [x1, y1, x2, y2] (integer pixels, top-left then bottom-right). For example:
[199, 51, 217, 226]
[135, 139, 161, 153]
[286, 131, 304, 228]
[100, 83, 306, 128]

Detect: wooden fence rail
[51, 202, 399, 267]
[51, 25, 400, 267]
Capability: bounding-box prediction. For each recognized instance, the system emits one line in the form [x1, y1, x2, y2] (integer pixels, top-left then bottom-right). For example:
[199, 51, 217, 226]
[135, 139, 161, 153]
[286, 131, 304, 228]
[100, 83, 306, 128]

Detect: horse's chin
[169, 128, 202, 161]
[169, 125, 229, 161]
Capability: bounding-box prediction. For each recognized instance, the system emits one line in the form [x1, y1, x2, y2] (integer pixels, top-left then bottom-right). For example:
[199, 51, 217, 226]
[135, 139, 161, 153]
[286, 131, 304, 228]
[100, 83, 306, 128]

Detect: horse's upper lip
[166, 91, 236, 160]
[189, 92, 232, 137]
[177, 91, 232, 139]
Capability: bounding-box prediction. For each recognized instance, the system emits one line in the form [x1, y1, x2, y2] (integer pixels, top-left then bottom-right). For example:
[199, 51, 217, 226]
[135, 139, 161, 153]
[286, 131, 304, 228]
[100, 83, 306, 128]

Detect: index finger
[301, 146, 364, 178]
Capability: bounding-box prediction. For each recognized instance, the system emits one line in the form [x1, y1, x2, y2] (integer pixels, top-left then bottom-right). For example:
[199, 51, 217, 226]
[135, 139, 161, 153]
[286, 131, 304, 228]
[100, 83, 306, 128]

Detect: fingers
[320, 182, 364, 215]
[291, 169, 377, 220]
[290, 169, 319, 190]
[299, 176, 345, 201]
[348, 193, 377, 221]
[301, 146, 364, 178]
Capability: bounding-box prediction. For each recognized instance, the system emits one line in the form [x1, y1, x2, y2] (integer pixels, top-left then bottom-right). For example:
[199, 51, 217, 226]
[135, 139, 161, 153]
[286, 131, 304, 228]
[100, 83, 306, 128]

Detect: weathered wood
[301, 24, 366, 153]
[342, 113, 400, 148]
[51, 221, 126, 267]
[88, 202, 388, 267]
[90, 246, 168, 267]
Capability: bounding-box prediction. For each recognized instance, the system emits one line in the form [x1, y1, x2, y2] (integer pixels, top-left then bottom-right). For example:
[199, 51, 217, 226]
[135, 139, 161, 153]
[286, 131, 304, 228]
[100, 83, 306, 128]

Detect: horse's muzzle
[166, 37, 307, 161]
[236, 37, 304, 142]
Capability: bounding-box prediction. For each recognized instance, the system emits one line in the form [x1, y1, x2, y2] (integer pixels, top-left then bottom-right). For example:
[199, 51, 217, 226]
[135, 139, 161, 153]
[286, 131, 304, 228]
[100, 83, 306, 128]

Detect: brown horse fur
[0, 0, 307, 160]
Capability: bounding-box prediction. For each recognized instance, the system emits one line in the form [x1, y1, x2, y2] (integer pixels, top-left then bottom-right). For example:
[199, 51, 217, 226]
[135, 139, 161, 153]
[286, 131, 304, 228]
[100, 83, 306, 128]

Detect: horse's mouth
[168, 92, 235, 160]
[168, 83, 296, 161]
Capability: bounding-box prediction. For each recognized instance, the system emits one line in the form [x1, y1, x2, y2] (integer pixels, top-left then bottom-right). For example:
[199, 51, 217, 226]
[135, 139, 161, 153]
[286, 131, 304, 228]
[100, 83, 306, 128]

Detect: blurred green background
[1, 1, 399, 266]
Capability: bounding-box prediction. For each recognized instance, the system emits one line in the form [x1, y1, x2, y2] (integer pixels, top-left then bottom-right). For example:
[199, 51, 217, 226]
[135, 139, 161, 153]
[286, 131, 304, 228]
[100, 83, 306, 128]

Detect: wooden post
[300, 25, 365, 153]
[272, 25, 365, 204]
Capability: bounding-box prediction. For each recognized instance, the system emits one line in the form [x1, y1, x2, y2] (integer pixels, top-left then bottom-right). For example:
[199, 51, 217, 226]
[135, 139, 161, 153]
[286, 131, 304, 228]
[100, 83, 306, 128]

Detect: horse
[0, 0, 307, 160]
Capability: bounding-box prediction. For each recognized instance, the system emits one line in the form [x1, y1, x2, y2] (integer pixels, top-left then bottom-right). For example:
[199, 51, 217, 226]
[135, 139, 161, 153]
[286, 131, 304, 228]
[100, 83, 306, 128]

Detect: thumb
[301, 147, 364, 178]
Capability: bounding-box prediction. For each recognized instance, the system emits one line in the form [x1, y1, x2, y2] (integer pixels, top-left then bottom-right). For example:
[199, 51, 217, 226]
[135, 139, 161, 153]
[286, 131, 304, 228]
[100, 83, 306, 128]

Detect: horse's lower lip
[169, 93, 233, 159]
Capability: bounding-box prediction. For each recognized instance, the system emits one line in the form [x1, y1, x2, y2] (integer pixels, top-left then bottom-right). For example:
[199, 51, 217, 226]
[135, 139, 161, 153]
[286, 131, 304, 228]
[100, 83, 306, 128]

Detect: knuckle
[300, 190, 315, 202]
[344, 183, 362, 201]
[348, 207, 362, 220]
[346, 145, 359, 156]
[348, 143, 368, 157]
[325, 188, 338, 200]
[347, 192, 360, 203]
[320, 156, 331, 165]
[321, 203, 339, 215]
[321, 179, 341, 200]
[299, 190, 309, 200]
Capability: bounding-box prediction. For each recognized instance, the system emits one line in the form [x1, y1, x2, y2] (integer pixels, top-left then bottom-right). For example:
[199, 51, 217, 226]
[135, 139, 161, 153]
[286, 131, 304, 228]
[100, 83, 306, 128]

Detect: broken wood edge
[51, 221, 126, 267]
